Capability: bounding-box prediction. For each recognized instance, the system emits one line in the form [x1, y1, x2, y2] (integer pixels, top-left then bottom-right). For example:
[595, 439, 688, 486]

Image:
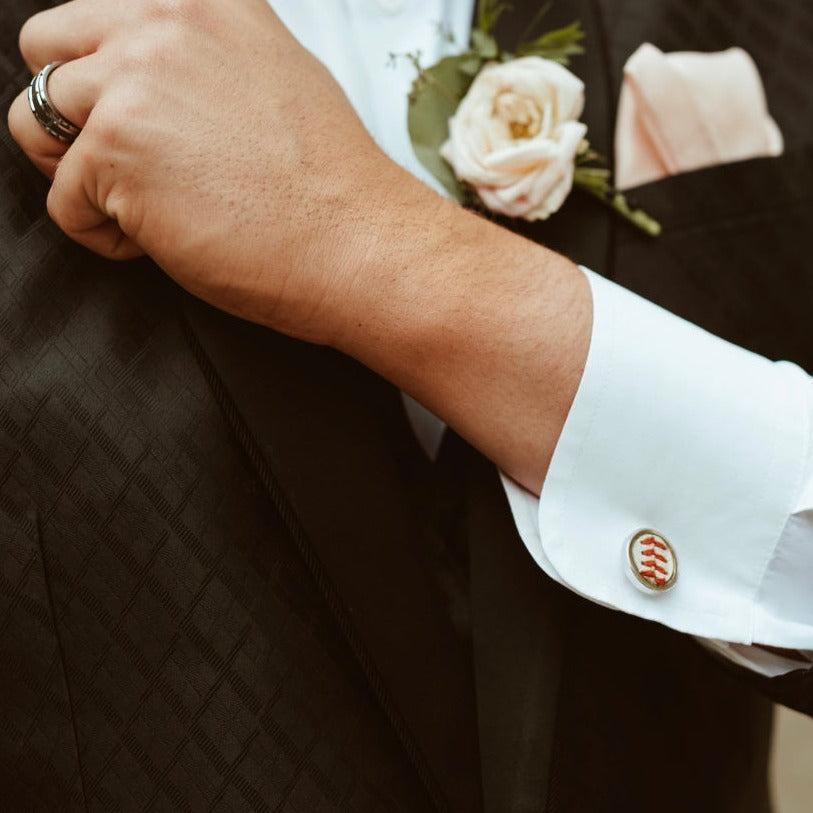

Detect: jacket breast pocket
[611, 148, 813, 370]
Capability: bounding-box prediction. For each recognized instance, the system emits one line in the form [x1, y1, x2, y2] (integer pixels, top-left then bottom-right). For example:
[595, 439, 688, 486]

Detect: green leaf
[470, 28, 500, 60]
[517, 20, 586, 65]
[459, 56, 484, 76]
[477, 0, 512, 33]
[407, 55, 478, 201]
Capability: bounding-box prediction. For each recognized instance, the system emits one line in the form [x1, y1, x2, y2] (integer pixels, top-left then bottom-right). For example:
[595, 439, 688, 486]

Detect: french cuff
[502, 267, 811, 646]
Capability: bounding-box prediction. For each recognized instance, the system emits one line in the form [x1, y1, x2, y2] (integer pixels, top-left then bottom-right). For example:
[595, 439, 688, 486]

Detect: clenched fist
[8, 0, 425, 343]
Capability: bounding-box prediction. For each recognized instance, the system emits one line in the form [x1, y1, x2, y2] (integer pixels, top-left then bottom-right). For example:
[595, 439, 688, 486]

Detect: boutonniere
[405, 0, 660, 236]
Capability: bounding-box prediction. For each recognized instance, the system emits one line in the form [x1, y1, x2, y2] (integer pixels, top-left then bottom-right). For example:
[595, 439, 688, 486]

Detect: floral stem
[574, 171, 661, 237]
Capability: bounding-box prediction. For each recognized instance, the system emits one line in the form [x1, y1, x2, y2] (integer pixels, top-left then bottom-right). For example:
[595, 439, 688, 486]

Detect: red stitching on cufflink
[639, 536, 668, 586]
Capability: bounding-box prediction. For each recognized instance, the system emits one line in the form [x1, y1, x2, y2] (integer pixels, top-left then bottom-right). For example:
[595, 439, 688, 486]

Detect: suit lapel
[181, 296, 481, 812]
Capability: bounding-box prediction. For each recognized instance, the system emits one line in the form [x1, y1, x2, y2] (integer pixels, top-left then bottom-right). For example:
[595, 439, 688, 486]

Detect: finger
[40, 56, 102, 130]
[19, 0, 111, 72]
[8, 90, 66, 178]
[7, 56, 104, 179]
[48, 147, 143, 261]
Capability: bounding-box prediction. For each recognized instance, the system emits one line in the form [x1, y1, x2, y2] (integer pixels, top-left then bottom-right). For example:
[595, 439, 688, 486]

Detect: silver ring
[27, 61, 82, 144]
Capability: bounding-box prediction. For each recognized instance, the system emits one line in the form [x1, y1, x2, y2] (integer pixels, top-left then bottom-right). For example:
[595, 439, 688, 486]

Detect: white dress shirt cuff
[503, 267, 812, 648]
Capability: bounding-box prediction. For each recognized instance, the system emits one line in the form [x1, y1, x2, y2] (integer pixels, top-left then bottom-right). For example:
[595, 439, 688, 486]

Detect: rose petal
[440, 56, 588, 219]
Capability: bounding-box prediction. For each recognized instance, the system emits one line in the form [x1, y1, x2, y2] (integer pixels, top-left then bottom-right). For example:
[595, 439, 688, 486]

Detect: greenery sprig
[403, 0, 660, 236]
[575, 151, 662, 236]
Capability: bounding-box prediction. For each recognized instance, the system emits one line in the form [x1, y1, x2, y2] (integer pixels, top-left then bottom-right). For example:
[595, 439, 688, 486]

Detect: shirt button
[627, 530, 678, 592]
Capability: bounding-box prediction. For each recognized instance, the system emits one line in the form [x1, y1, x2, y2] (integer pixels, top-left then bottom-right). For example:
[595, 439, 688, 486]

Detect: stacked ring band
[27, 61, 82, 144]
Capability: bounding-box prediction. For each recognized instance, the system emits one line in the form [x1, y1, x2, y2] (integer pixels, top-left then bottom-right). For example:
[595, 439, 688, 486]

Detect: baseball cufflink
[626, 529, 678, 592]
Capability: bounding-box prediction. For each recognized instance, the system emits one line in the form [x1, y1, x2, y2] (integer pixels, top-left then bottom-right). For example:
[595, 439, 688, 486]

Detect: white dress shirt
[269, 0, 813, 676]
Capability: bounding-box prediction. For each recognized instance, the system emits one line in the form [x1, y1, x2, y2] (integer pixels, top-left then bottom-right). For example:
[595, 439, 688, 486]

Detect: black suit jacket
[2, 1, 812, 811]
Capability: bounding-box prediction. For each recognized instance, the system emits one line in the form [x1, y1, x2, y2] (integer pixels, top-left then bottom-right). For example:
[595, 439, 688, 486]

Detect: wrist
[326, 174, 591, 492]
[253, 152, 419, 346]
[327, 170, 461, 356]
[294, 160, 450, 348]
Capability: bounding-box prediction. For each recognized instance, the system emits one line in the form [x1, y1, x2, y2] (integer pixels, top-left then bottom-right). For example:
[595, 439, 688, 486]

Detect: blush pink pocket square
[614, 43, 784, 191]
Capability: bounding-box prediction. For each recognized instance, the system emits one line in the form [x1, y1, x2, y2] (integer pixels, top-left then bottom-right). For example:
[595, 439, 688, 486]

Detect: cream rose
[440, 56, 588, 220]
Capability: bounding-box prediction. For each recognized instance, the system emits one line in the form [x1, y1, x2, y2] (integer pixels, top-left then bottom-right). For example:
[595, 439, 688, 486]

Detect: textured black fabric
[472, 0, 813, 813]
[0, 211, 439, 809]
[2, 0, 813, 812]
[1, 2, 449, 810]
[464, 442, 569, 813]
[181, 298, 483, 813]
[468, 1, 813, 811]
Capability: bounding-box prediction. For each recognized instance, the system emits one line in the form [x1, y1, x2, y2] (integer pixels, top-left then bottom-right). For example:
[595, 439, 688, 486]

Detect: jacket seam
[35, 513, 91, 813]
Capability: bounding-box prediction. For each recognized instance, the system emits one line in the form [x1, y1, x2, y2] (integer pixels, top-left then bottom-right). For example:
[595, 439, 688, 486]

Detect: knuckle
[107, 0, 211, 75]
[88, 93, 130, 147]
[88, 108, 121, 151]
[89, 94, 142, 151]
[108, 27, 175, 77]
[142, 0, 206, 25]
[123, 35, 168, 71]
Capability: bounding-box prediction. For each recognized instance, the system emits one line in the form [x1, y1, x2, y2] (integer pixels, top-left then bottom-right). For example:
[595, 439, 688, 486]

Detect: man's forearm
[329, 168, 592, 495]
